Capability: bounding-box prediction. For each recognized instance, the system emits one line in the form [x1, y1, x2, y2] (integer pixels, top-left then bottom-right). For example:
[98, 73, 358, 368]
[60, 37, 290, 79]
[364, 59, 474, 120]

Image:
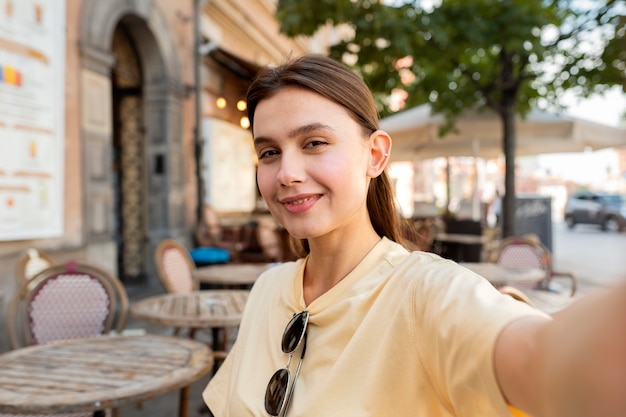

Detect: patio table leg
[179, 386, 190, 417]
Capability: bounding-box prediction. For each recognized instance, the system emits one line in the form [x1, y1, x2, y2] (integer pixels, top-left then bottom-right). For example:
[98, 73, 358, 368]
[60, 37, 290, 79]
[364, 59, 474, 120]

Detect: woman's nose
[276, 153, 305, 186]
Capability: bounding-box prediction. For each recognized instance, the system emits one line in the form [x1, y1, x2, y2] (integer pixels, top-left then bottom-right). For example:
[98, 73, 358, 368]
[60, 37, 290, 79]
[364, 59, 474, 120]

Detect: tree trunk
[445, 157, 451, 213]
[501, 105, 517, 238]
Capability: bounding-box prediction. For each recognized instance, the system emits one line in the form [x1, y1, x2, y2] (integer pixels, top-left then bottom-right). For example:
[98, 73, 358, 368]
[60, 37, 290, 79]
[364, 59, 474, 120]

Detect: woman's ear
[367, 130, 392, 178]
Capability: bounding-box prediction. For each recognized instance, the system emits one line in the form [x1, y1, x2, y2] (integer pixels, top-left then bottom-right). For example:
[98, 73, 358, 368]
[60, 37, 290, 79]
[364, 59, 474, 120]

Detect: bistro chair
[14, 248, 55, 286]
[492, 236, 577, 296]
[7, 261, 129, 349]
[4, 261, 129, 417]
[194, 204, 254, 263]
[155, 239, 200, 294]
[154, 239, 229, 362]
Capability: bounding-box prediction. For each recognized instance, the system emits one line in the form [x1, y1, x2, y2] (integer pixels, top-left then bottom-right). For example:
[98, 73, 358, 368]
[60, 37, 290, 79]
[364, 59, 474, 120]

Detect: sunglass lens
[265, 368, 289, 416]
[281, 311, 308, 353]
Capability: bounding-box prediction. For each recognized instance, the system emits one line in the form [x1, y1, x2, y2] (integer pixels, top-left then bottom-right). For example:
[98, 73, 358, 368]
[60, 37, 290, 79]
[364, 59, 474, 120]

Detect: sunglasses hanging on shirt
[264, 310, 309, 416]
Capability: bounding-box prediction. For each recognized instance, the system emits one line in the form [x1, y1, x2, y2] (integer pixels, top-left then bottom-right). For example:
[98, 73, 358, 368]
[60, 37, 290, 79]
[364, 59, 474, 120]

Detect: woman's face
[253, 87, 377, 240]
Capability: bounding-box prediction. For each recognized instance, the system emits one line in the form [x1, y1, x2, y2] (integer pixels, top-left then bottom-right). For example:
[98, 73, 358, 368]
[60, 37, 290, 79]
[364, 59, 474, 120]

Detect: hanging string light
[214, 95, 248, 128]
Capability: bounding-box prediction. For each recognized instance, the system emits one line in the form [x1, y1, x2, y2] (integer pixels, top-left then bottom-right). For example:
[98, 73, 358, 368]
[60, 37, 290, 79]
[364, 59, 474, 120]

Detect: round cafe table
[131, 290, 250, 374]
[131, 289, 250, 330]
[192, 263, 273, 287]
[0, 334, 212, 417]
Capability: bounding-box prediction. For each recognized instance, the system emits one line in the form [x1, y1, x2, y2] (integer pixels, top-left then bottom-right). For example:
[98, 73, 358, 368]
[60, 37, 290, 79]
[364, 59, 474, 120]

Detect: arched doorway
[79, 1, 189, 284]
[111, 23, 146, 282]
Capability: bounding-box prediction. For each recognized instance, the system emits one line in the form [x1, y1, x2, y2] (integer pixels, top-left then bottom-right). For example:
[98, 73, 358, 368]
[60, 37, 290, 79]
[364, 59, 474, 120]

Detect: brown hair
[247, 54, 404, 256]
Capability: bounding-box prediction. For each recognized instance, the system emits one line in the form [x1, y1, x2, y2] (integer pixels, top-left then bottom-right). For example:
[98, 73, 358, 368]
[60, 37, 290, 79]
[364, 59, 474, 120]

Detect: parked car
[564, 191, 626, 232]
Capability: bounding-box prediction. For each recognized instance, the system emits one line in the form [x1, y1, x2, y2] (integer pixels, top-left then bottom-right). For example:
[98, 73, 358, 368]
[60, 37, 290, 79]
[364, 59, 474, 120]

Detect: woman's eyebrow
[287, 122, 333, 138]
[253, 123, 334, 147]
[253, 136, 272, 147]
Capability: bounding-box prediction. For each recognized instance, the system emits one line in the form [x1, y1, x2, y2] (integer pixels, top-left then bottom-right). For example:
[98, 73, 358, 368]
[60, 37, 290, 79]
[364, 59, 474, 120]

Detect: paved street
[551, 220, 626, 293]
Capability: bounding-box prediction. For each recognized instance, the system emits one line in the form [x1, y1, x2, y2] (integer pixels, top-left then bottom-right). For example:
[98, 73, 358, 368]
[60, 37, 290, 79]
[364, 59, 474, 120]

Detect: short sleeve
[411, 260, 548, 416]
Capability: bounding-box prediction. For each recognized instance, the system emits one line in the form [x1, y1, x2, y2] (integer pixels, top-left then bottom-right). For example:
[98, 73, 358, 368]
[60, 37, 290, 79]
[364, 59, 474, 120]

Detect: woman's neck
[302, 227, 381, 304]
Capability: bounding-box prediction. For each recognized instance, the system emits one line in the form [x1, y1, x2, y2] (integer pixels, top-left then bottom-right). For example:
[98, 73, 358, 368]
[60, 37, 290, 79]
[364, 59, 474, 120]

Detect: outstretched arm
[495, 280, 626, 417]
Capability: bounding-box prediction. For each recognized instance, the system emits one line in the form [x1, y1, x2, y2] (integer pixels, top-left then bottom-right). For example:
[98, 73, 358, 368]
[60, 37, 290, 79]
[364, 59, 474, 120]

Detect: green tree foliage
[276, 0, 625, 237]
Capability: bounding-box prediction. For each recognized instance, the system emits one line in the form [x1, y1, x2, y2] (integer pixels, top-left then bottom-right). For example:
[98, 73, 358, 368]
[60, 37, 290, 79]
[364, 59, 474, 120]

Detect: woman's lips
[280, 194, 320, 214]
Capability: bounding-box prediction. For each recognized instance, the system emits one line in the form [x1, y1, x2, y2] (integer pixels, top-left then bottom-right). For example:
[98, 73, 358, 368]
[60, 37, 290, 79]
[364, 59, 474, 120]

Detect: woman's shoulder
[250, 259, 304, 291]
[391, 246, 480, 289]
[260, 259, 303, 277]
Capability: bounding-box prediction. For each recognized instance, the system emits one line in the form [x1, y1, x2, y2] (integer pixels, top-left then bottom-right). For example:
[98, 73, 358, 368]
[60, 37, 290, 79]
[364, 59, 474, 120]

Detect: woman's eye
[258, 149, 280, 160]
[305, 140, 327, 149]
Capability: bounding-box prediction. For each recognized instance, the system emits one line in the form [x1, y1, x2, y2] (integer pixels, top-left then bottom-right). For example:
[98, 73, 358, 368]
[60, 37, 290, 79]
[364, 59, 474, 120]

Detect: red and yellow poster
[0, 0, 65, 240]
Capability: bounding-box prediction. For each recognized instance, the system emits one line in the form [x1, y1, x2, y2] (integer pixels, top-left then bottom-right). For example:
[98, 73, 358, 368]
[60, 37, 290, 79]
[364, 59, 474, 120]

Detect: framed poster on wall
[0, 0, 65, 240]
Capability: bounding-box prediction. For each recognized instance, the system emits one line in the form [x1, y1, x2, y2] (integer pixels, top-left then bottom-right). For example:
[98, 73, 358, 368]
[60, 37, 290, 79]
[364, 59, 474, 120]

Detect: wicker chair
[492, 236, 577, 296]
[4, 262, 129, 417]
[154, 239, 228, 362]
[154, 239, 200, 294]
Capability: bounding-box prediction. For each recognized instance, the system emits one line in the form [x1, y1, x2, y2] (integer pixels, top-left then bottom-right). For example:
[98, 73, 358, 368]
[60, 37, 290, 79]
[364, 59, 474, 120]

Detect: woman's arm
[495, 280, 626, 417]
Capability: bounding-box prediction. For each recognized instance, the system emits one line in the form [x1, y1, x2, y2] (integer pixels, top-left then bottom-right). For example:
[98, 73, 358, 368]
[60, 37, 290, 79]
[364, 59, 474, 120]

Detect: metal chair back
[494, 236, 577, 296]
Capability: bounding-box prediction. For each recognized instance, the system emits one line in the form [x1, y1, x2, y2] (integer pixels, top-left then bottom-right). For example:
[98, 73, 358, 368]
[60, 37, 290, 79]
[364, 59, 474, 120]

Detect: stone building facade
[0, 0, 324, 305]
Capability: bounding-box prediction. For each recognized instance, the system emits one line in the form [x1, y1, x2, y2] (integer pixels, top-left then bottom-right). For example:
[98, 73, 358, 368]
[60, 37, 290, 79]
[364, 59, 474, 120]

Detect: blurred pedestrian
[203, 54, 626, 417]
[488, 189, 502, 228]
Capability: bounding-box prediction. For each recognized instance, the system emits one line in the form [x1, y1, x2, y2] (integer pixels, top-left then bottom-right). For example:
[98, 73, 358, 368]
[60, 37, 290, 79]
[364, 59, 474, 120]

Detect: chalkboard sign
[516, 196, 553, 251]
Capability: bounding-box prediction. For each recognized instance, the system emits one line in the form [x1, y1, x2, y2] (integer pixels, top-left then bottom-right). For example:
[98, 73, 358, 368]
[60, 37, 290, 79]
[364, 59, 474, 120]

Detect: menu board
[0, 0, 65, 240]
[516, 196, 553, 252]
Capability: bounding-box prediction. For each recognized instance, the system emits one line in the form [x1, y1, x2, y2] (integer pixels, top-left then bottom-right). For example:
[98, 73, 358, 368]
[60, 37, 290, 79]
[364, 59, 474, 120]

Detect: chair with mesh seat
[7, 261, 129, 349]
[492, 235, 577, 296]
[5, 261, 129, 417]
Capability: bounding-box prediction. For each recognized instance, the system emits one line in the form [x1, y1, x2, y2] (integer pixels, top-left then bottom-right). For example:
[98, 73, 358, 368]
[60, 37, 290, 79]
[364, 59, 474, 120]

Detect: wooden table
[131, 290, 249, 330]
[131, 289, 250, 362]
[0, 334, 213, 416]
[460, 262, 545, 287]
[192, 263, 271, 287]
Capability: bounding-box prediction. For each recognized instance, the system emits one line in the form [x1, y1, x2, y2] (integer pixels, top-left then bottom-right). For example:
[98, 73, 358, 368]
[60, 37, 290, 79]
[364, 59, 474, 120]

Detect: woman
[203, 54, 626, 417]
